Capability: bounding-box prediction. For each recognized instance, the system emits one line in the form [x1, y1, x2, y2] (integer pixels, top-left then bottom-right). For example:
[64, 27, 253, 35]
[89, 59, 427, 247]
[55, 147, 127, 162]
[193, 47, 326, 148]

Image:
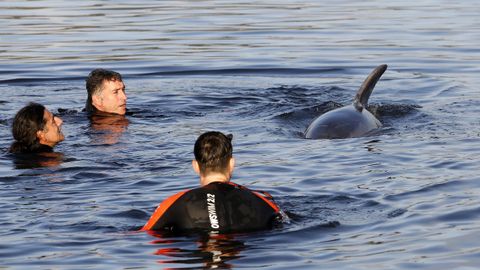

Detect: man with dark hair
[85, 68, 127, 115]
[9, 102, 64, 154]
[142, 131, 283, 233]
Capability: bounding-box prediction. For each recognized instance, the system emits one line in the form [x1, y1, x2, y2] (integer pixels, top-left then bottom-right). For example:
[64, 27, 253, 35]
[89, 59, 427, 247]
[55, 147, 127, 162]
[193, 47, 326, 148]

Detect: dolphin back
[354, 64, 388, 111]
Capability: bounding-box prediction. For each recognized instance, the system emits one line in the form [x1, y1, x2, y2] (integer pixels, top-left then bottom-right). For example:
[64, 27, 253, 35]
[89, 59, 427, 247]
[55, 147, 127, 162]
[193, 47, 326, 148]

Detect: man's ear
[36, 130, 45, 144]
[228, 157, 235, 173]
[192, 160, 201, 175]
[92, 94, 102, 110]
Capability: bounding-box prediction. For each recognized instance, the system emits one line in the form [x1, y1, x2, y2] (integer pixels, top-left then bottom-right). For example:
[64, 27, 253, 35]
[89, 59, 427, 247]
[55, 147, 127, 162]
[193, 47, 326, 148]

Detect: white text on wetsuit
[207, 193, 220, 229]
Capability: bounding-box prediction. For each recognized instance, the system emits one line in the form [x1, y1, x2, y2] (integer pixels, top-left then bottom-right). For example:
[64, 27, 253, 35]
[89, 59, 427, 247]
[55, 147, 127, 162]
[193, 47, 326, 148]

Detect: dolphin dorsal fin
[354, 64, 388, 111]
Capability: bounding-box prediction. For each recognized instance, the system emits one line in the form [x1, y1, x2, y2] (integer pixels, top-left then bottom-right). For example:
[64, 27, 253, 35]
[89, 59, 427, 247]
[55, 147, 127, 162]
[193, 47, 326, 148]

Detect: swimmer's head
[10, 102, 64, 153]
[193, 131, 233, 176]
[85, 69, 127, 115]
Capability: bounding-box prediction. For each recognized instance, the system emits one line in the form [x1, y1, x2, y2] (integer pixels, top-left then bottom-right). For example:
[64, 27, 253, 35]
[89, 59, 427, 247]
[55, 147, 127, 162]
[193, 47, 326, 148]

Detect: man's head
[193, 131, 234, 181]
[10, 103, 64, 153]
[85, 69, 127, 115]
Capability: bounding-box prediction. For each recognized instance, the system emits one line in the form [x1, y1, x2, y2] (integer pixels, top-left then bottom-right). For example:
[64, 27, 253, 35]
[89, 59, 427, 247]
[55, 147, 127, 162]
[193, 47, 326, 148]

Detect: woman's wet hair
[194, 131, 233, 174]
[9, 102, 46, 153]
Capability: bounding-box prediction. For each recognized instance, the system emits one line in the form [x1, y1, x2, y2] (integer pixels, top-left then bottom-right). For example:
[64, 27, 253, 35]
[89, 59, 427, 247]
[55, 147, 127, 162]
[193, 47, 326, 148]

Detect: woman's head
[10, 103, 64, 153]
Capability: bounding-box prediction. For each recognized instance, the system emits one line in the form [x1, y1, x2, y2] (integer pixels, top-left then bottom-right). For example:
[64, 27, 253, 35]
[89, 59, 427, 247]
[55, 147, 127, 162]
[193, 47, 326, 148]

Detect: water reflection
[364, 139, 382, 153]
[10, 151, 65, 169]
[148, 231, 245, 269]
[89, 113, 129, 145]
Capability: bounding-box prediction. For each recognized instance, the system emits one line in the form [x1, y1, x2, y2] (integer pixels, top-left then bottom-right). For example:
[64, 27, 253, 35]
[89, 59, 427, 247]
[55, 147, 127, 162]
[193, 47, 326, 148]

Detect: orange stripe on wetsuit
[141, 190, 188, 231]
[252, 190, 280, 213]
[225, 181, 280, 213]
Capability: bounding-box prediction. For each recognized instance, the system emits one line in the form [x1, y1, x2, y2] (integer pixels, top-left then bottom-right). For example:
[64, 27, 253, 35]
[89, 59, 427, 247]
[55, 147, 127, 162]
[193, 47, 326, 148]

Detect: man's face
[93, 79, 127, 115]
[37, 109, 64, 147]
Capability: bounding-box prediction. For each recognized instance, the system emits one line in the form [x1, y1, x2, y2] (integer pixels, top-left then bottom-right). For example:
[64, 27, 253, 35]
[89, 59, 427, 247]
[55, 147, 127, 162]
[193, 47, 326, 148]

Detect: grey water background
[1, 0, 479, 269]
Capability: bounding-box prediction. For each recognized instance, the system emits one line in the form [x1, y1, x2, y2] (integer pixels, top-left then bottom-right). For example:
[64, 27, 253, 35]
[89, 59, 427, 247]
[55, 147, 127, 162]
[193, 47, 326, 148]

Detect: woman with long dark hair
[9, 102, 64, 154]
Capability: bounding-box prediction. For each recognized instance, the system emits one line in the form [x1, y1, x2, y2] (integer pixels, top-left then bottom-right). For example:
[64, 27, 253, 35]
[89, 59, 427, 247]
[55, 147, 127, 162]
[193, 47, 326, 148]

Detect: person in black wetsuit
[142, 131, 282, 233]
[9, 102, 64, 154]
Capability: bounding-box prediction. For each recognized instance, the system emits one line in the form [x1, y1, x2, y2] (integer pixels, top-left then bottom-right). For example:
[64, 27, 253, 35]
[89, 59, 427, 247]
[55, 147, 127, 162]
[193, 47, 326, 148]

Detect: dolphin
[304, 64, 388, 139]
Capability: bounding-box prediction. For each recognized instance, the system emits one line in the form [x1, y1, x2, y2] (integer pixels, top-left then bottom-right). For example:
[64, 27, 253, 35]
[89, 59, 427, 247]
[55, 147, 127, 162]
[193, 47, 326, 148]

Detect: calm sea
[1, 1, 479, 269]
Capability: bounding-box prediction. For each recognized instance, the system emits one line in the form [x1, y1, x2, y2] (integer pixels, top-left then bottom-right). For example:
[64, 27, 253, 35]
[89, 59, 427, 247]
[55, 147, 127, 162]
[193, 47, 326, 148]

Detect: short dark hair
[194, 131, 233, 174]
[9, 102, 46, 153]
[85, 68, 122, 112]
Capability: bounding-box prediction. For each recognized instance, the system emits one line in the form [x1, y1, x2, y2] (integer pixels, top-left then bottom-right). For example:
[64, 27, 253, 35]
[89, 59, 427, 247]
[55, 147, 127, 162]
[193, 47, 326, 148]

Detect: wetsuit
[142, 181, 281, 233]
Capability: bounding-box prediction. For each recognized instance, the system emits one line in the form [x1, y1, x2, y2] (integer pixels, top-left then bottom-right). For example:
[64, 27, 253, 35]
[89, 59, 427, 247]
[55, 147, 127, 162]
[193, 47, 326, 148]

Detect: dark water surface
[1, 1, 479, 269]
